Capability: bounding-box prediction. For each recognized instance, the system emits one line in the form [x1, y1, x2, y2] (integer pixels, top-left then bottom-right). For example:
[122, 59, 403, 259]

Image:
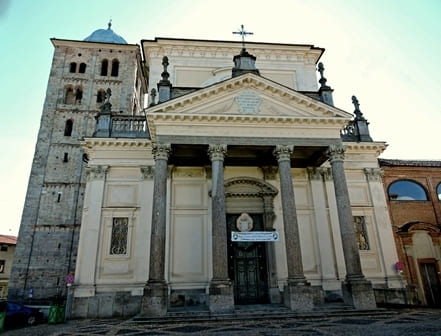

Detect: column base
[142, 282, 168, 317]
[269, 286, 282, 304]
[208, 279, 234, 314]
[283, 282, 322, 311]
[342, 278, 376, 310]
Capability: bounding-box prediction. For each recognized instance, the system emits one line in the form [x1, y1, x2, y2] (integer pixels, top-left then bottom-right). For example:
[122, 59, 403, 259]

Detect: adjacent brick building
[380, 159, 441, 306]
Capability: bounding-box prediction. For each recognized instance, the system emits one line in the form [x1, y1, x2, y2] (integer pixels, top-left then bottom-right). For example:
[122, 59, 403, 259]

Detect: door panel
[227, 214, 268, 304]
[420, 262, 441, 307]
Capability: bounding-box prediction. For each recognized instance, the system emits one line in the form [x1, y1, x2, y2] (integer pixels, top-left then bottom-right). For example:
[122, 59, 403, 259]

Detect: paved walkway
[3, 308, 441, 335]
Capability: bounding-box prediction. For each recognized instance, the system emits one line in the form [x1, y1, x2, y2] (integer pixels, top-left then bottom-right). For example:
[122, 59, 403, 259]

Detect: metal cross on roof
[233, 25, 253, 49]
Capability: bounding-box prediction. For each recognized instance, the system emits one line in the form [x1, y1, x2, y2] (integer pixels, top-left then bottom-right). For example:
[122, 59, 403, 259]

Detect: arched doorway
[397, 222, 441, 307]
[224, 177, 279, 304]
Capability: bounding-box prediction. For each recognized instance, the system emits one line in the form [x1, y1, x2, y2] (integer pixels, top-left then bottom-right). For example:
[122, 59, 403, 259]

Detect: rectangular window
[354, 216, 369, 250]
[0, 245, 7, 252]
[110, 217, 128, 255]
[0, 260, 5, 273]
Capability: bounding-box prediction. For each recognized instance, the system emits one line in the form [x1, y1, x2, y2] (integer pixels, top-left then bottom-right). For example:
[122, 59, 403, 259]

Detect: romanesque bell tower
[8, 23, 147, 302]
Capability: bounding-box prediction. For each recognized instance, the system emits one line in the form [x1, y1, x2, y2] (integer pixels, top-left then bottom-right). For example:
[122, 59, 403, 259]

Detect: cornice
[54, 109, 98, 115]
[51, 38, 140, 52]
[142, 38, 323, 64]
[94, 78, 123, 85]
[82, 138, 151, 149]
[344, 142, 388, 156]
[147, 113, 348, 127]
[61, 76, 89, 84]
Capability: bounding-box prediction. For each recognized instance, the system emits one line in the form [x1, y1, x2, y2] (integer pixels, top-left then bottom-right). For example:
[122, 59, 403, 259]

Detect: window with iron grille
[110, 217, 128, 255]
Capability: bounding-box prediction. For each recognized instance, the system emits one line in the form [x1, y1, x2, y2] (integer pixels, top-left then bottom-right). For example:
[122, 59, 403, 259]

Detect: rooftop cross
[233, 25, 253, 49]
[108, 19, 112, 29]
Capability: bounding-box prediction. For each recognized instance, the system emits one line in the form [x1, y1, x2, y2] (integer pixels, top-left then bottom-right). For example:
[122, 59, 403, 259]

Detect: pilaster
[307, 167, 339, 291]
[321, 167, 347, 283]
[74, 165, 108, 296]
[263, 195, 281, 303]
[364, 168, 402, 288]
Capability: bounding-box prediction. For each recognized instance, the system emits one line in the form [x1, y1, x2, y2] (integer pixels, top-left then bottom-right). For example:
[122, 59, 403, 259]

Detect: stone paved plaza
[3, 308, 441, 336]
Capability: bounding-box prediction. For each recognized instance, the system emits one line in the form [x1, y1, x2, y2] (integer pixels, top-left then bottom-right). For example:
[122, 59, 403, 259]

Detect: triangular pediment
[146, 73, 352, 142]
[146, 73, 352, 120]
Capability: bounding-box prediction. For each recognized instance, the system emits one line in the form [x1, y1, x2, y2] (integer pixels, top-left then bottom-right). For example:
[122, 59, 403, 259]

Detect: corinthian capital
[326, 144, 345, 163]
[152, 143, 171, 161]
[208, 144, 227, 161]
[273, 145, 293, 163]
[86, 165, 109, 181]
[364, 168, 384, 181]
[140, 165, 154, 180]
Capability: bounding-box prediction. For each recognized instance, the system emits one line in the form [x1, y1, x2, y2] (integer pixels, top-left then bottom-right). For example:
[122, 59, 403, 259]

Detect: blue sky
[0, 0, 440, 235]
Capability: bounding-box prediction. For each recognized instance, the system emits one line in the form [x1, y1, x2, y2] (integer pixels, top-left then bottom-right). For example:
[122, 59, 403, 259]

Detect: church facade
[10, 25, 403, 318]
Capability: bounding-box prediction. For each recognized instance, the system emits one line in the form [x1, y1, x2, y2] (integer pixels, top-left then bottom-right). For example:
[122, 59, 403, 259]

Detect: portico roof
[145, 72, 352, 167]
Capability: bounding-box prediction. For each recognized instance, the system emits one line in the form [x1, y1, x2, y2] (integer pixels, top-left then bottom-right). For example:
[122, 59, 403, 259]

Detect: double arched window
[64, 86, 82, 105]
[69, 62, 86, 73]
[388, 180, 428, 201]
[100, 59, 119, 77]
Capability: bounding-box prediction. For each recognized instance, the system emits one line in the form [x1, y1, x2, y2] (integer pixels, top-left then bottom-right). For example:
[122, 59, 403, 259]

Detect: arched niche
[224, 176, 278, 226]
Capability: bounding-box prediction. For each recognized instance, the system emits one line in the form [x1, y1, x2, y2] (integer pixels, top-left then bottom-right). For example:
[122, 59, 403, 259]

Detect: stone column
[274, 145, 319, 311]
[326, 144, 376, 309]
[142, 143, 171, 317]
[208, 144, 234, 313]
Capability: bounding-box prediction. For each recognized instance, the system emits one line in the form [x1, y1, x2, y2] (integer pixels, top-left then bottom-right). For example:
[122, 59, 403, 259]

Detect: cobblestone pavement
[3, 308, 441, 336]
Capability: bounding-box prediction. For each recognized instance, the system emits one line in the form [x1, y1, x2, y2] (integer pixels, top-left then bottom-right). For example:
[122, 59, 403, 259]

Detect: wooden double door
[227, 214, 269, 305]
[420, 262, 441, 307]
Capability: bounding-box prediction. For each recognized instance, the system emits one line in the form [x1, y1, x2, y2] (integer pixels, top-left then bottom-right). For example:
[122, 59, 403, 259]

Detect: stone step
[129, 305, 395, 325]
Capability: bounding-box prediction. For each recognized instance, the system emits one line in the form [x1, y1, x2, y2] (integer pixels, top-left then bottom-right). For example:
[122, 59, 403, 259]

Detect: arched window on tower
[96, 89, 106, 103]
[69, 62, 77, 73]
[64, 119, 73, 136]
[388, 180, 429, 201]
[75, 87, 83, 104]
[65, 87, 75, 105]
[101, 59, 108, 76]
[79, 63, 87, 73]
[111, 59, 119, 77]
